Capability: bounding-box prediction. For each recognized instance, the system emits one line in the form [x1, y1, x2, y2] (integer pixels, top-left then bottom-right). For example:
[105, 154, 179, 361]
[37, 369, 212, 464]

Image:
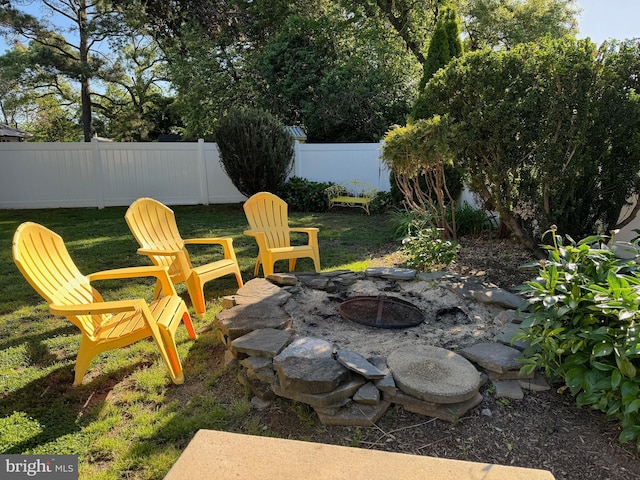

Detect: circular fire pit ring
[338, 295, 425, 329]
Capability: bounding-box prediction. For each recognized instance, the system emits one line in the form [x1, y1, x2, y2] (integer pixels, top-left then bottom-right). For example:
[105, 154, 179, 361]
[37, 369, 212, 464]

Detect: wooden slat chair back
[125, 198, 243, 315]
[12, 222, 196, 385]
[243, 192, 320, 277]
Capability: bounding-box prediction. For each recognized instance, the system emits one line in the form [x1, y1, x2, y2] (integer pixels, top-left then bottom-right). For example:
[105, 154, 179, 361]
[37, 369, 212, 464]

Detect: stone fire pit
[213, 269, 548, 426]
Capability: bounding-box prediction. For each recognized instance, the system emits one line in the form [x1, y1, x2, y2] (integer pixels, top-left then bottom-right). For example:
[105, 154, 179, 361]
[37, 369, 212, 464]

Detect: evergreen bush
[278, 177, 332, 212]
[215, 108, 294, 197]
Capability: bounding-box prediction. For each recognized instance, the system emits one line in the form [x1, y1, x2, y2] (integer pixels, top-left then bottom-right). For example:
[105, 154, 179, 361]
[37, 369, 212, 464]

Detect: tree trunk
[79, 1, 92, 142]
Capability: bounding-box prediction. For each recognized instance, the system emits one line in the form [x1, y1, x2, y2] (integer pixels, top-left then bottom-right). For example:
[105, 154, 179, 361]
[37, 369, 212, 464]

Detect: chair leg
[312, 252, 321, 272]
[186, 273, 206, 316]
[262, 261, 275, 277]
[153, 320, 185, 385]
[183, 311, 197, 340]
[289, 258, 297, 272]
[234, 271, 244, 288]
[74, 340, 97, 386]
[254, 259, 261, 277]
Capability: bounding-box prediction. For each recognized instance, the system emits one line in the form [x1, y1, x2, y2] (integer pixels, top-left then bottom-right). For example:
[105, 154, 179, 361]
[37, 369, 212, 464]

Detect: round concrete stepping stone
[387, 345, 480, 404]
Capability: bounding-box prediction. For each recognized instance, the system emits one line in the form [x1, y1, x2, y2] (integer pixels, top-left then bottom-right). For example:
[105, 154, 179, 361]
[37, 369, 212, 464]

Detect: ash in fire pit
[282, 273, 509, 358]
[338, 295, 425, 329]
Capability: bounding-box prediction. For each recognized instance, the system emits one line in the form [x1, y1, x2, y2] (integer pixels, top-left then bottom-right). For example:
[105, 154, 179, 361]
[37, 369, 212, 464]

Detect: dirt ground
[246, 235, 640, 480]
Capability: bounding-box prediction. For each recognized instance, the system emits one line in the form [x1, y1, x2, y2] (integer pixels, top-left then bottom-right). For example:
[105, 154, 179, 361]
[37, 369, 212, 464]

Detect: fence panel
[294, 143, 391, 191]
[98, 142, 205, 206]
[0, 140, 390, 209]
[0, 143, 96, 208]
[204, 144, 246, 204]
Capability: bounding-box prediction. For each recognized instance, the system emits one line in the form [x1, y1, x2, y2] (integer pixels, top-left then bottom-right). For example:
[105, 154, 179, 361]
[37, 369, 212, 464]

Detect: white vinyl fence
[0, 140, 390, 209]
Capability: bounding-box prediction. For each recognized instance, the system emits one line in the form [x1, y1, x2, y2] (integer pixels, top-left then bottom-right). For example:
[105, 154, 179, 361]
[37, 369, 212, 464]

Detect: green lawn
[0, 204, 399, 479]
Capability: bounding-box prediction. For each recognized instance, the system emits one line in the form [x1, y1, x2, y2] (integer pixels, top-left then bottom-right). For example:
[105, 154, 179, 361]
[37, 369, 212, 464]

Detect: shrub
[215, 108, 294, 197]
[516, 228, 640, 447]
[278, 177, 332, 212]
[369, 191, 396, 214]
[401, 226, 460, 272]
[393, 202, 492, 239]
[453, 202, 494, 236]
[391, 209, 432, 240]
[421, 38, 640, 252]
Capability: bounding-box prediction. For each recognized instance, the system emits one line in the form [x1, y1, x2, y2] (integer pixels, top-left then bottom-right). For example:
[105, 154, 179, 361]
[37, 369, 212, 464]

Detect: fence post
[197, 138, 209, 205]
[377, 140, 386, 191]
[293, 140, 302, 178]
[92, 138, 105, 209]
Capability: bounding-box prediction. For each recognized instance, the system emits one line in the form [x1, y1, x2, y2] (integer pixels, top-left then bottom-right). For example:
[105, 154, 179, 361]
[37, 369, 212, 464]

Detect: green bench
[325, 180, 377, 215]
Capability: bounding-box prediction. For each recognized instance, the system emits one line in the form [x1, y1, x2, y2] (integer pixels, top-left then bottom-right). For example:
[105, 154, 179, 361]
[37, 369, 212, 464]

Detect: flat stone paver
[460, 342, 523, 373]
[353, 382, 381, 405]
[390, 390, 483, 423]
[495, 321, 529, 350]
[365, 267, 417, 281]
[235, 278, 292, 305]
[231, 328, 294, 357]
[337, 349, 386, 379]
[215, 303, 293, 342]
[519, 374, 551, 392]
[387, 345, 480, 404]
[315, 400, 391, 426]
[274, 337, 334, 361]
[272, 376, 365, 407]
[492, 379, 524, 400]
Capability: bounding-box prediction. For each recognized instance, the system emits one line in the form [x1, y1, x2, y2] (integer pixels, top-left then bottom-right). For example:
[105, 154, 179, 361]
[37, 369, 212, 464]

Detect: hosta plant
[515, 227, 640, 447]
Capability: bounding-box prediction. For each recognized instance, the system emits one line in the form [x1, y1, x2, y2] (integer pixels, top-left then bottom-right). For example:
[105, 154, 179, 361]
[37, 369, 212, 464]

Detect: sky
[0, 1, 638, 55]
[576, 0, 639, 45]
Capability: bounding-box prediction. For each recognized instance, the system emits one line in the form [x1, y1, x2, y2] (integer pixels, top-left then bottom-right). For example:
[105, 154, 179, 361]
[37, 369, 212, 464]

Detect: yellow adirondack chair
[243, 192, 320, 277]
[12, 222, 196, 386]
[125, 198, 243, 316]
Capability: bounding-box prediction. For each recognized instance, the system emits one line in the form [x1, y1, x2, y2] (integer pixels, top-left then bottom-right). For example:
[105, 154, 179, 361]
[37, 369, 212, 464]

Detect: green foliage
[258, 13, 418, 142]
[392, 201, 493, 239]
[421, 37, 640, 252]
[413, 5, 463, 120]
[454, 202, 494, 236]
[369, 191, 396, 215]
[516, 228, 640, 447]
[382, 116, 459, 239]
[391, 209, 434, 241]
[0, 1, 132, 141]
[278, 177, 332, 213]
[401, 226, 460, 272]
[462, 0, 579, 51]
[215, 108, 294, 197]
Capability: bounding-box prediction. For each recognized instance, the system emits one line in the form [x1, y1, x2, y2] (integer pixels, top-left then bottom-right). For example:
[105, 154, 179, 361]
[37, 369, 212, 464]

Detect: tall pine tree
[412, 6, 463, 120]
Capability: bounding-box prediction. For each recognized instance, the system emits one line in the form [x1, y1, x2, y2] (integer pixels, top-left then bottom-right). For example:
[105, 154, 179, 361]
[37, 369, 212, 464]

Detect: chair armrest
[184, 237, 237, 260]
[137, 247, 183, 256]
[183, 237, 233, 246]
[50, 299, 145, 316]
[290, 227, 319, 234]
[87, 266, 176, 296]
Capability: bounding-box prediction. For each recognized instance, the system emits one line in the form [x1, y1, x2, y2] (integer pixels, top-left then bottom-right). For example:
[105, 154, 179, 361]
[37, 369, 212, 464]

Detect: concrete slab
[165, 430, 556, 480]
